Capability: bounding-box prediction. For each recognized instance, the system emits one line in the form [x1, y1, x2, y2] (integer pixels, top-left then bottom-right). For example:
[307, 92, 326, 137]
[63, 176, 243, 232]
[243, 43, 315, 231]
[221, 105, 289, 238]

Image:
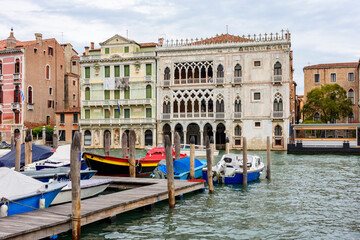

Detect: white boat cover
[0, 167, 45, 199]
[47, 144, 71, 162]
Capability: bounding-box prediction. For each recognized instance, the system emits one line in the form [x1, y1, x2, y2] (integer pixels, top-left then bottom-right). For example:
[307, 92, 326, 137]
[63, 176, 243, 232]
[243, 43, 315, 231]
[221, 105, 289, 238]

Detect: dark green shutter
[85, 67, 90, 78]
[146, 64, 151, 76]
[85, 88, 90, 100]
[124, 65, 130, 77]
[125, 88, 130, 99]
[114, 66, 120, 77]
[146, 108, 152, 118]
[105, 66, 110, 78]
[105, 109, 110, 119]
[105, 90, 110, 100]
[124, 109, 130, 118]
[85, 110, 90, 119]
[114, 90, 120, 99]
[124, 46, 129, 53]
[146, 85, 151, 98]
[114, 109, 120, 118]
[105, 48, 109, 54]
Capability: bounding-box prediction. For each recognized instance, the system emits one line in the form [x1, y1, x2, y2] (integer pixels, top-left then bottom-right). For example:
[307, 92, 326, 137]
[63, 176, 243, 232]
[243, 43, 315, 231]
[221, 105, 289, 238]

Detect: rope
[1, 197, 70, 217]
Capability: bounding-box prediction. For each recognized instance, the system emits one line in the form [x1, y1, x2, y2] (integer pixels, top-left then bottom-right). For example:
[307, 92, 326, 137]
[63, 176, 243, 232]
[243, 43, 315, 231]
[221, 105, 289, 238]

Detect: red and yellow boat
[82, 147, 187, 176]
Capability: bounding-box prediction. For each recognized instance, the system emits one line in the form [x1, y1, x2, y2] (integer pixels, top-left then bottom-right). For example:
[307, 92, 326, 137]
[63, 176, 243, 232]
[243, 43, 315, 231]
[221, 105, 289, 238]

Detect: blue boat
[0, 168, 66, 216]
[21, 167, 97, 182]
[202, 154, 264, 184]
[152, 157, 207, 180]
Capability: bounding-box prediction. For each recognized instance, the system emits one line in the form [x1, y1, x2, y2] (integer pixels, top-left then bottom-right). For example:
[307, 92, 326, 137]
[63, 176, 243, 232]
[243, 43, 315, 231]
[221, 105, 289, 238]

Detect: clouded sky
[1, 0, 359, 94]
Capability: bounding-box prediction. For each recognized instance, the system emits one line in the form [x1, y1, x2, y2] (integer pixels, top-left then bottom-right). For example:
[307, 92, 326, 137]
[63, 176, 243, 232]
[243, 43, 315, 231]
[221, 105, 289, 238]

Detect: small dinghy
[202, 154, 264, 184]
[0, 168, 66, 217]
[51, 179, 112, 205]
[21, 167, 97, 182]
[152, 157, 207, 180]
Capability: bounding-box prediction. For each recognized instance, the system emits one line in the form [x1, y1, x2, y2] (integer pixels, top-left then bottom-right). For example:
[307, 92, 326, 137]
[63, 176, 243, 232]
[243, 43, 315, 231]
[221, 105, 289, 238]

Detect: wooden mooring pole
[206, 136, 214, 194]
[174, 132, 180, 160]
[189, 136, 195, 179]
[242, 137, 248, 187]
[210, 136, 214, 165]
[71, 132, 81, 240]
[11, 136, 14, 151]
[121, 132, 128, 158]
[225, 137, 230, 154]
[104, 131, 111, 156]
[129, 130, 136, 178]
[267, 136, 271, 180]
[24, 132, 32, 166]
[15, 139, 21, 172]
[53, 133, 58, 150]
[164, 135, 175, 208]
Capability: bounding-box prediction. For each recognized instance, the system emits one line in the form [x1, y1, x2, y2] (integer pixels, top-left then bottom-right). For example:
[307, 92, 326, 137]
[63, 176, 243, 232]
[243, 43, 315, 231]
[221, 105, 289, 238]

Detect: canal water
[60, 150, 360, 239]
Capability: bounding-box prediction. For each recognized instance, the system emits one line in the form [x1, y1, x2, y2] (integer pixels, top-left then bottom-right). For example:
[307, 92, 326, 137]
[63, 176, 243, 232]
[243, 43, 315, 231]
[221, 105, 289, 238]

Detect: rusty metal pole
[71, 132, 81, 240]
[164, 135, 175, 208]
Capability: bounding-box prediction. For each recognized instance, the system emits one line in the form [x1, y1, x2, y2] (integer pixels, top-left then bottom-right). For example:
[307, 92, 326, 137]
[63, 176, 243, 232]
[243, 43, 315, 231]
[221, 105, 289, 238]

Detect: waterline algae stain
[60, 150, 360, 239]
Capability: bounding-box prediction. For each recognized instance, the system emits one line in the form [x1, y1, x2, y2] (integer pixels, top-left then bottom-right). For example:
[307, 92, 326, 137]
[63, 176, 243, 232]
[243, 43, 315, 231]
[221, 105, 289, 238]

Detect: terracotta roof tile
[89, 48, 100, 52]
[304, 62, 359, 70]
[71, 55, 80, 59]
[65, 72, 79, 77]
[139, 42, 157, 47]
[0, 38, 56, 51]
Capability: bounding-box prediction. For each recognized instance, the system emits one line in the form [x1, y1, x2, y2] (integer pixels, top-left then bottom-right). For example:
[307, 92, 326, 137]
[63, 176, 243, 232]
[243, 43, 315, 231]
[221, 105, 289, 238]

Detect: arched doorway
[145, 130, 153, 146]
[163, 124, 171, 143]
[186, 123, 200, 145]
[216, 123, 226, 150]
[175, 123, 184, 143]
[103, 130, 111, 147]
[203, 123, 213, 144]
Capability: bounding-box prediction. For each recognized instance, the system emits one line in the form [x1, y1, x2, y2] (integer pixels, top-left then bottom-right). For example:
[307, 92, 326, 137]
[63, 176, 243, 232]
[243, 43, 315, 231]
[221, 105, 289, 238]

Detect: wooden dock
[0, 177, 205, 240]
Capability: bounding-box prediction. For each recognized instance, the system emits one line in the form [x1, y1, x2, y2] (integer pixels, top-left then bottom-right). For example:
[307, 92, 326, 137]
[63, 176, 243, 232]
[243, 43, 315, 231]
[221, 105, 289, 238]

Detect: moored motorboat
[83, 147, 187, 176]
[180, 144, 219, 157]
[21, 167, 97, 182]
[152, 157, 207, 180]
[202, 154, 264, 184]
[51, 179, 112, 205]
[0, 168, 66, 217]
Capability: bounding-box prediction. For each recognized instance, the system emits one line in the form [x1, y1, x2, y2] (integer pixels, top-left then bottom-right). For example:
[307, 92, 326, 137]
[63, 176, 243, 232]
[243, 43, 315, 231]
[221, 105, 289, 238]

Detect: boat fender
[1, 204, 8, 217]
[136, 162, 142, 174]
[39, 198, 45, 209]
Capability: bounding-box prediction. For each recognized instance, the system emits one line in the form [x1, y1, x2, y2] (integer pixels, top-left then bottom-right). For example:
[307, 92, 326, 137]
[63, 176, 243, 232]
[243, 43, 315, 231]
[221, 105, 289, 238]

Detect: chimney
[158, 37, 164, 46]
[6, 28, 17, 49]
[84, 46, 89, 56]
[91, 42, 94, 50]
[35, 33, 42, 44]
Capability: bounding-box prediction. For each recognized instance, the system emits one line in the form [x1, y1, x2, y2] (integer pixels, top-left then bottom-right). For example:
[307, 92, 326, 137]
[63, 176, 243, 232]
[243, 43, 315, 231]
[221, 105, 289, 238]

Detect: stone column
[152, 127, 156, 147]
[213, 130, 216, 147]
[200, 130, 203, 146]
[183, 130, 187, 144]
[171, 130, 175, 145]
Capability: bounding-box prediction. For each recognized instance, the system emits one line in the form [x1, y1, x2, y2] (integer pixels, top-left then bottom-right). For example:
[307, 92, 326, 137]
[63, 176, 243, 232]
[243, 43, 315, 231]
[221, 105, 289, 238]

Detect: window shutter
[146, 64, 151, 76]
[124, 65, 130, 77]
[85, 110, 90, 119]
[105, 66, 110, 78]
[114, 66, 120, 77]
[105, 90, 110, 100]
[114, 90, 120, 99]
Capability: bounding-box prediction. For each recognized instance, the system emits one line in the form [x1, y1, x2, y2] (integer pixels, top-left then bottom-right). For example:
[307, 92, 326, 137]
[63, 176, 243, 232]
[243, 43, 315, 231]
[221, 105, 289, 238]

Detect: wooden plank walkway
[0, 177, 205, 240]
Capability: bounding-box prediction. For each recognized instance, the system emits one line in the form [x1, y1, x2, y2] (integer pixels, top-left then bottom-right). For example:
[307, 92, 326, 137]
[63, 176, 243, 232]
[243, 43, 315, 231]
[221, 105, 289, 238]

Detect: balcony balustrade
[215, 112, 225, 119]
[80, 118, 156, 125]
[27, 103, 34, 111]
[233, 112, 242, 119]
[273, 75, 282, 84]
[163, 80, 170, 87]
[233, 77, 242, 84]
[162, 113, 171, 120]
[145, 76, 152, 82]
[82, 99, 153, 107]
[216, 77, 224, 85]
[84, 78, 90, 84]
[272, 111, 283, 119]
[11, 102, 20, 110]
[13, 73, 20, 81]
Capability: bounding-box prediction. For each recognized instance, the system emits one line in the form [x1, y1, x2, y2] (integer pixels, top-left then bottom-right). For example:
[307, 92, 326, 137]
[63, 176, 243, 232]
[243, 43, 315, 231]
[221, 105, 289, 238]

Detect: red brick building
[0, 30, 79, 143]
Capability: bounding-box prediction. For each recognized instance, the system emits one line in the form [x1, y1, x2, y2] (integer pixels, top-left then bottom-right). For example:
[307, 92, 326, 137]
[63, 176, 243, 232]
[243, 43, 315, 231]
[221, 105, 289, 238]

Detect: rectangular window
[48, 47, 53, 56]
[114, 109, 120, 118]
[73, 94, 76, 100]
[105, 48, 109, 54]
[85, 109, 90, 119]
[146, 108, 152, 118]
[85, 67, 90, 78]
[146, 64, 152, 76]
[105, 66, 110, 78]
[73, 80, 76, 86]
[60, 114, 65, 124]
[255, 121, 261, 127]
[114, 65, 120, 77]
[254, 61, 261, 67]
[124, 89, 130, 99]
[348, 72, 354, 82]
[59, 130, 65, 141]
[104, 90, 110, 100]
[48, 100, 54, 108]
[114, 90, 120, 99]
[124, 65, 130, 77]
[104, 109, 110, 119]
[73, 113, 78, 124]
[330, 73, 336, 82]
[49, 87, 53, 95]
[124, 46, 129, 53]
[314, 73, 320, 83]
[124, 109, 130, 118]
[72, 61, 76, 66]
[254, 92, 261, 100]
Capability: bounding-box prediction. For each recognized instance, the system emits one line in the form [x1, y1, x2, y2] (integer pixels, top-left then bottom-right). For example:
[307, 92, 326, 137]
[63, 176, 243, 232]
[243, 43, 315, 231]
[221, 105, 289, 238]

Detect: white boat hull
[51, 181, 110, 205]
[181, 149, 219, 157]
